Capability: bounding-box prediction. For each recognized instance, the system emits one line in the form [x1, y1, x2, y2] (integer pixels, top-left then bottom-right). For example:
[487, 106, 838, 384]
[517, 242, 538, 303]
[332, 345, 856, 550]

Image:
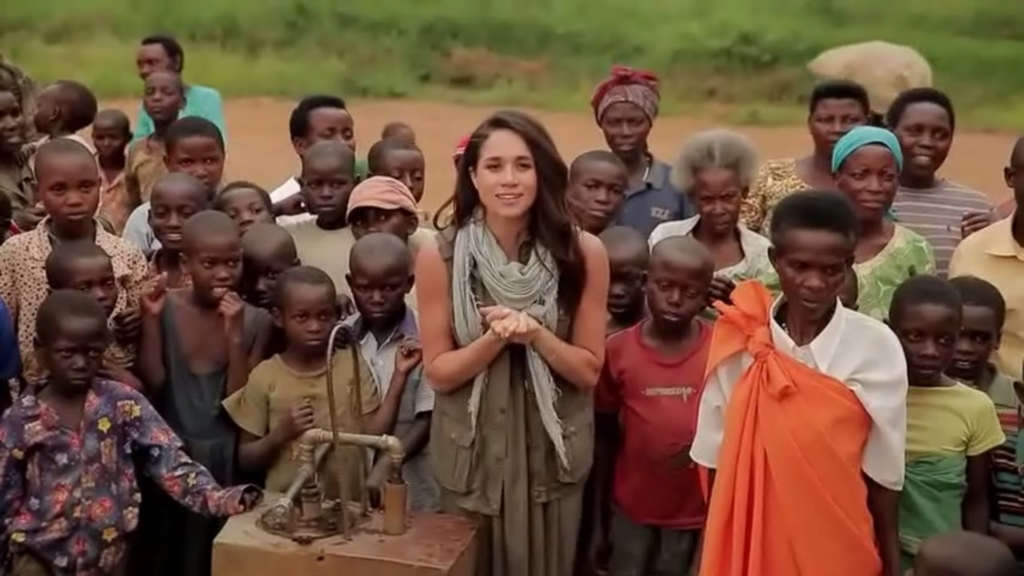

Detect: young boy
[136, 210, 270, 576]
[599, 226, 648, 334]
[44, 240, 144, 390]
[124, 116, 226, 255]
[592, 236, 714, 576]
[240, 222, 299, 310]
[367, 137, 426, 203]
[32, 80, 98, 144]
[285, 140, 358, 295]
[567, 150, 629, 235]
[146, 172, 208, 289]
[224, 265, 387, 500]
[0, 290, 260, 576]
[380, 121, 416, 145]
[889, 275, 1005, 569]
[910, 531, 1016, 576]
[125, 70, 184, 205]
[0, 139, 148, 387]
[214, 181, 274, 235]
[92, 109, 134, 234]
[344, 233, 438, 511]
[946, 276, 1024, 555]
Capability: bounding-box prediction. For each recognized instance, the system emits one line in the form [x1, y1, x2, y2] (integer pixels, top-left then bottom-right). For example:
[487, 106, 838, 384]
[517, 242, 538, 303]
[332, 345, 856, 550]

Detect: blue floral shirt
[0, 379, 257, 575]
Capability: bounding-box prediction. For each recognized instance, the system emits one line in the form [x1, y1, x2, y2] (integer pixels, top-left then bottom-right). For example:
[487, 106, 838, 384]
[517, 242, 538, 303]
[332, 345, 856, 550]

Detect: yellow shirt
[906, 381, 1004, 458]
[949, 217, 1024, 381]
[222, 352, 380, 495]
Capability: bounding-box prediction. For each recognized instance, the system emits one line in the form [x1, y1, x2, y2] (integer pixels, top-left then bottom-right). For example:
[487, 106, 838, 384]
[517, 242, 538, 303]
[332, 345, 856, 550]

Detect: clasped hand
[480, 305, 541, 345]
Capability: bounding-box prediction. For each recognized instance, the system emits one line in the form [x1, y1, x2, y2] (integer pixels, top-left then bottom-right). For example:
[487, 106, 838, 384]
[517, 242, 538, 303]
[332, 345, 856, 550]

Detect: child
[0, 290, 260, 576]
[380, 121, 416, 145]
[32, 80, 98, 144]
[367, 137, 426, 203]
[889, 275, 1005, 569]
[136, 210, 270, 576]
[214, 181, 274, 235]
[947, 276, 1024, 556]
[240, 222, 299, 310]
[346, 176, 428, 244]
[285, 140, 358, 295]
[599, 226, 648, 334]
[125, 70, 184, 205]
[0, 139, 148, 386]
[224, 265, 386, 499]
[44, 240, 144, 389]
[92, 109, 134, 234]
[145, 172, 208, 289]
[841, 265, 860, 311]
[124, 116, 226, 255]
[567, 150, 628, 235]
[344, 233, 438, 511]
[592, 236, 714, 576]
[910, 531, 1016, 576]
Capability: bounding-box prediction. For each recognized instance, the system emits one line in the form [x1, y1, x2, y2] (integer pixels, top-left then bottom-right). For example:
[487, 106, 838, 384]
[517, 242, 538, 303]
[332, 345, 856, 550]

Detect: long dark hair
[435, 110, 587, 311]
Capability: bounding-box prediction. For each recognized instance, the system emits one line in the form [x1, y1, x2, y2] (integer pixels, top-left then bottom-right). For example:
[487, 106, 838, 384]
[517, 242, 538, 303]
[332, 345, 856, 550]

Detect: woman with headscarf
[833, 126, 935, 320]
[417, 110, 609, 576]
[591, 66, 692, 238]
[742, 80, 871, 233]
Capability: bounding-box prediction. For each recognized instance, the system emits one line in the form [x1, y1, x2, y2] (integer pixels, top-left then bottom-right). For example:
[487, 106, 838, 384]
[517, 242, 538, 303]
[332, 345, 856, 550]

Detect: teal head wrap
[830, 126, 904, 174]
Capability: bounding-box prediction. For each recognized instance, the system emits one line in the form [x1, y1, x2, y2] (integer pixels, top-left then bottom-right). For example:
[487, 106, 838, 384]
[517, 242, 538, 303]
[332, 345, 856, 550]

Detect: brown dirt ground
[107, 98, 1018, 211]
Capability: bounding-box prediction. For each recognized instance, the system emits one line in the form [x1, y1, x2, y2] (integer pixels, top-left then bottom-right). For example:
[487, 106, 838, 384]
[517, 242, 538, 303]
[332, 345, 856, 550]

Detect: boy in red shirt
[591, 235, 715, 576]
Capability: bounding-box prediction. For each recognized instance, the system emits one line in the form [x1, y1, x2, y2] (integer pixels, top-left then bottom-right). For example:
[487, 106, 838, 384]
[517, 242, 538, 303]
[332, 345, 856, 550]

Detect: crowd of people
[1, 32, 1024, 576]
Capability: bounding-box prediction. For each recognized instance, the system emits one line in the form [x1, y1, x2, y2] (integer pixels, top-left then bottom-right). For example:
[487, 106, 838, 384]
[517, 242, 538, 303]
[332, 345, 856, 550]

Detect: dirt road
[108, 98, 1017, 211]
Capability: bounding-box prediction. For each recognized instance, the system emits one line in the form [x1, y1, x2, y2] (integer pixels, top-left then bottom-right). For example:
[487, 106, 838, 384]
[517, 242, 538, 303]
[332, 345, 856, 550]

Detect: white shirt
[270, 177, 314, 226]
[690, 298, 908, 491]
[649, 215, 774, 282]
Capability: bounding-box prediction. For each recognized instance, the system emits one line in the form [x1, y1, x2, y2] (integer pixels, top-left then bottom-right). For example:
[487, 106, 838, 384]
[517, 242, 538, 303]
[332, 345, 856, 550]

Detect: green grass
[4, 0, 1024, 128]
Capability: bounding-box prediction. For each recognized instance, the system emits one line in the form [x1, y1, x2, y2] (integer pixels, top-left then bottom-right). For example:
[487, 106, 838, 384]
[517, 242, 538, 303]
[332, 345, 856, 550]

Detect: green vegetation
[4, 0, 1024, 128]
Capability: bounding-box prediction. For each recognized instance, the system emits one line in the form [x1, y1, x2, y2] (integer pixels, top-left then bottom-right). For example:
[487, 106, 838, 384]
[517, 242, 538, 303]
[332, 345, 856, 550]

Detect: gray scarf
[451, 218, 567, 469]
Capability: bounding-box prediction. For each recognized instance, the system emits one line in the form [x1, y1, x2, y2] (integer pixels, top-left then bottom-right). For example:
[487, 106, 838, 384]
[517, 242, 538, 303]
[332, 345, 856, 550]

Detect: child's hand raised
[708, 276, 736, 306]
[239, 486, 263, 512]
[112, 308, 141, 344]
[140, 273, 169, 317]
[282, 399, 316, 440]
[217, 291, 245, 339]
[394, 339, 423, 375]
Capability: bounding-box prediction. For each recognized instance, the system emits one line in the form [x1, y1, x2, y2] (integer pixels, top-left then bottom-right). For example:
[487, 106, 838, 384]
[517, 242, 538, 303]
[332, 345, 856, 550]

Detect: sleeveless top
[431, 227, 594, 515]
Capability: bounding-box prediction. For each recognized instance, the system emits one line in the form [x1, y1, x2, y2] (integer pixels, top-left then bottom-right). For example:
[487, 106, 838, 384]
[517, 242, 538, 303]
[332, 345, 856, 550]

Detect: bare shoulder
[577, 230, 607, 262]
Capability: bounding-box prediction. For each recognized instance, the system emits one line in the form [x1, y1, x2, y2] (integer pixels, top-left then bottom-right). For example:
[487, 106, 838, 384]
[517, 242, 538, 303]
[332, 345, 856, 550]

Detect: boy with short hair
[124, 116, 226, 255]
[137, 210, 271, 576]
[889, 275, 1005, 569]
[214, 181, 274, 235]
[0, 139, 149, 386]
[380, 121, 416, 145]
[125, 70, 184, 206]
[240, 222, 300, 311]
[567, 150, 629, 235]
[0, 290, 260, 576]
[910, 531, 1017, 576]
[599, 226, 648, 334]
[345, 233, 438, 511]
[32, 80, 98, 145]
[366, 138, 431, 227]
[592, 236, 714, 576]
[946, 276, 1024, 554]
[145, 172, 208, 288]
[92, 109, 134, 234]
[224, 266, 385, 499]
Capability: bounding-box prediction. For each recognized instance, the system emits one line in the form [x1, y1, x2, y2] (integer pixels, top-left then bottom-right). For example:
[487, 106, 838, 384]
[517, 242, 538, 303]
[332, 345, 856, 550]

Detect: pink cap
[346, 176, 418, 221]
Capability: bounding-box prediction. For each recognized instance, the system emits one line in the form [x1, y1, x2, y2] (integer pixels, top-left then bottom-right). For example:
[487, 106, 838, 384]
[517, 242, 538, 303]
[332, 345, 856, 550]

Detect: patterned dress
[0, 379, 254, 576]
[853, 225, 935, 321]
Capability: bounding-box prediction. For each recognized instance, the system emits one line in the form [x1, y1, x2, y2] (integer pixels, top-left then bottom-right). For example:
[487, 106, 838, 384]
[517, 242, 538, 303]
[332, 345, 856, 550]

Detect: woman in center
[416, 110, 609, 576]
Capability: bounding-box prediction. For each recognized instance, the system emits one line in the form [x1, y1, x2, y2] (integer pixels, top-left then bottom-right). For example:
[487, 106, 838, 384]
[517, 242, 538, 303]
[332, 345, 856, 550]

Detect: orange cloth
[699, 280, 881, 576]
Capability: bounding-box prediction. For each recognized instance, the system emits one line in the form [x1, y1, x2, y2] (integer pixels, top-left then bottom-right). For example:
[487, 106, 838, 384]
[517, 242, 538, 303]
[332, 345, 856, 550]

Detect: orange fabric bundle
[699, 281, 881, 576]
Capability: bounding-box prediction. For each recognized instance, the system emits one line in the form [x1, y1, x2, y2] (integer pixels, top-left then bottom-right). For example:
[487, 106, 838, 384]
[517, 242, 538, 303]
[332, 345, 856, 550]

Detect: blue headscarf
[830, 126, 904, 174]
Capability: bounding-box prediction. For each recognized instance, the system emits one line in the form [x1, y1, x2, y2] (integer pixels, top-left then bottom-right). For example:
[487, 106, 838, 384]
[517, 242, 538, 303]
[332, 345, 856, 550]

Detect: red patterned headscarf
[591, 65, 661, 124]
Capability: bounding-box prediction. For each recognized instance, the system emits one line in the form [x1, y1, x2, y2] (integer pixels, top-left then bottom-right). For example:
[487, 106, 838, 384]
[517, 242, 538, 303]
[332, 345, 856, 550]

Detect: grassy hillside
[4, 0, 1024, 127]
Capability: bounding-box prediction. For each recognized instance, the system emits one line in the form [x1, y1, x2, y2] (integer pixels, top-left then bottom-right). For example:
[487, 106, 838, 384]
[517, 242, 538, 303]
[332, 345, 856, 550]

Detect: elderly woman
[416, 110, 609, 576]
[649, 129, 774, 303]
[591, 66, 692, 237]
[742, 80, 871, 233]
[833, 125, 935, 320]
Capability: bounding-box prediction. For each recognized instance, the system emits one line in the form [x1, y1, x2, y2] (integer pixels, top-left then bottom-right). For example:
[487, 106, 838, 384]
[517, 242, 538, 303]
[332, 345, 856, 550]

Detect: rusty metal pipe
[297, 429, 405, 463]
